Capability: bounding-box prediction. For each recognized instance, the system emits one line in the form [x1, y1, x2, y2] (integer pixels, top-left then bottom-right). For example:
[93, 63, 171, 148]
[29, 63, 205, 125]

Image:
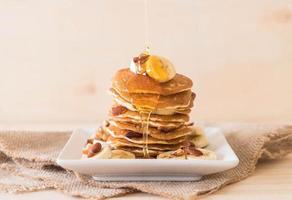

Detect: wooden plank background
[0, 0, 292, 125]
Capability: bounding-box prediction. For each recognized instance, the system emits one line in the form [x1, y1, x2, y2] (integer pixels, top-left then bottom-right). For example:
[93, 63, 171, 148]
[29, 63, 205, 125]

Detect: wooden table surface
[1, 124, 292, 200]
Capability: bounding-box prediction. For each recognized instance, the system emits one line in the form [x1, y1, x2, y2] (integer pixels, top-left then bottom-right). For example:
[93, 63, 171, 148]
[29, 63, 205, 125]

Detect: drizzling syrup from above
[123, 0, 177, 158]
[139, 110, 153, 158]
[124, 78, 160, 158]
[144, 0, 150, 53]
[127, 48, 178, 158]
[127, 50, 161, 158]
[125, 59, 160, 158]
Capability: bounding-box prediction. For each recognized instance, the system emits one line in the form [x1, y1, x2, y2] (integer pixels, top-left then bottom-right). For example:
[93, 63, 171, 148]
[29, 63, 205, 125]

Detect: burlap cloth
[0, 123, 292, 200]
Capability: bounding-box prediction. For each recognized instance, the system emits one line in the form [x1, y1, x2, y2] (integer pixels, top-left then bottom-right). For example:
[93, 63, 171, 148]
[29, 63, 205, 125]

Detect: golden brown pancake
[107, 121, 193, 140]
[109, 117, 184, 131]
[111, 138, 183, 151]
[103, 125, 187, 145]
[111, 89, 195, 115]
[112, 68, 193, 95]
[109, 106, 190, 122]
[93, 126, 208, 153]
[110, 88, 194, 111]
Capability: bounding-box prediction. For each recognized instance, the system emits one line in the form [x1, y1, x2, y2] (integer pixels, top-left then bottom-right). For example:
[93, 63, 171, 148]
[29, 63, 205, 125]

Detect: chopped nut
[172, 149, 185, 157]
[111, 106, 127, 116]
[182, 140, 193, 148]
[87, 142, 102, 158]
[160, 128, 171, 133]
[87, 138, 94, 144]
[103, 120, 110, 127]
[181, 140, 203, 157]
[133, 53, 150, 65]
[184, 146, 203, 156]
[125, 131, 142, 139]
[187, 122, 194, 126]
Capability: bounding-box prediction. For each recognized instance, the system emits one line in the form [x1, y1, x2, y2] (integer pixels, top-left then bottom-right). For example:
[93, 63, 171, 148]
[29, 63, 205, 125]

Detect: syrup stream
[124, 0, 160, 158]
[125, 75, 160, 158]
[144, 0, 150, 52]
[140, 110, 152, 158]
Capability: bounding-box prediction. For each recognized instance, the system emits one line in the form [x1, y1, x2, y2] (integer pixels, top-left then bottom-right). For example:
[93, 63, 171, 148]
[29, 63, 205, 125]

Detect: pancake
[107, 121, 193, 140]
[109, 106, 190, 123]
[111, 138, 183, 151]
[110, 88, 194, 111]
[112, 89, 195, 115]
[119, 147, 163, 157]
[92, 126, 208, 154]
[109, 117, 184, 131]
[82, 66, 215, 159]
[110, 136, 206, 153]
[112, 68, 193, 95]
[103, 125, 187, 145]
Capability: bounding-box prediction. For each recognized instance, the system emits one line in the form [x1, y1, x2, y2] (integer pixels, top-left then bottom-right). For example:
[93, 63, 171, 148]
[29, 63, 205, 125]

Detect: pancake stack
[85, 68, 211, 158]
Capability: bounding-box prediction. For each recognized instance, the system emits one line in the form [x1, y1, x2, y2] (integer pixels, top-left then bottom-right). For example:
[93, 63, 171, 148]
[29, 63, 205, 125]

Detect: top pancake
[110, 88, 194, 111]
[112, 68, 193, 95]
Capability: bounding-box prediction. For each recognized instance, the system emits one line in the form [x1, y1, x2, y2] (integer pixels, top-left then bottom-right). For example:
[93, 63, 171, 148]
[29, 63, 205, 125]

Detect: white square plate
[57, 127, 239, 181]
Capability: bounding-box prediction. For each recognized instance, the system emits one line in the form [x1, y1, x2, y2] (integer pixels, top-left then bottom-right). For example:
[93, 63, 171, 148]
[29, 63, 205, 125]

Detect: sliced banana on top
[129, 52, 176, 83]
[144, 55, 175, 83]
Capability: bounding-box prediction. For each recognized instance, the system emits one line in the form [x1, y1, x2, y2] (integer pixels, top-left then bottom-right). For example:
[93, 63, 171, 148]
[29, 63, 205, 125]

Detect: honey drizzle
[134, 94, 160, 158]
[139, 110, 152, 158]
[125, 74, 160, 158]
[121, 0, 162, 158]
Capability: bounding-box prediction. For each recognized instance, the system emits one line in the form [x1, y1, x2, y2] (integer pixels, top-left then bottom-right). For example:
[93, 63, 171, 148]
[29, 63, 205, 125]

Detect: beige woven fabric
[0, 124, 292, 200]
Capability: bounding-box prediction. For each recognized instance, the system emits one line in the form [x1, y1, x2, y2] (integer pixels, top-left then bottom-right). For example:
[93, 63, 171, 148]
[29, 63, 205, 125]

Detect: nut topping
[184, 146, 203, 156]
[171, 149, 185, 157]
[103, 120, 110, 127]
[182, 141, 203, 157]
[133, 53, 150, 66]
[87, 142, 102, 158]
[125, 131, 142, 139]
[186, 122, 194, 126]
[130, 53, 150, 74]
[86, 138, 94, 144]
[111, 106, 127, 116]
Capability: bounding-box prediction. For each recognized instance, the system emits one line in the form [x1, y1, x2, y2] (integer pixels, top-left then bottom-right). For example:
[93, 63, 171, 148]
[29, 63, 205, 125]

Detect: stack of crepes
[82, 53, 216, 159]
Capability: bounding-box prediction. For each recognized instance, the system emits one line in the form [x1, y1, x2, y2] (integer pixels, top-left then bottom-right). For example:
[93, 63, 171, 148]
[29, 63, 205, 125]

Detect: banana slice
[145, 55, 176, 83]
[129, 52, 176, 83]
[189, 134, 209, 148]
[111, 149, 135, 159]
[189, 127, 209, 148]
